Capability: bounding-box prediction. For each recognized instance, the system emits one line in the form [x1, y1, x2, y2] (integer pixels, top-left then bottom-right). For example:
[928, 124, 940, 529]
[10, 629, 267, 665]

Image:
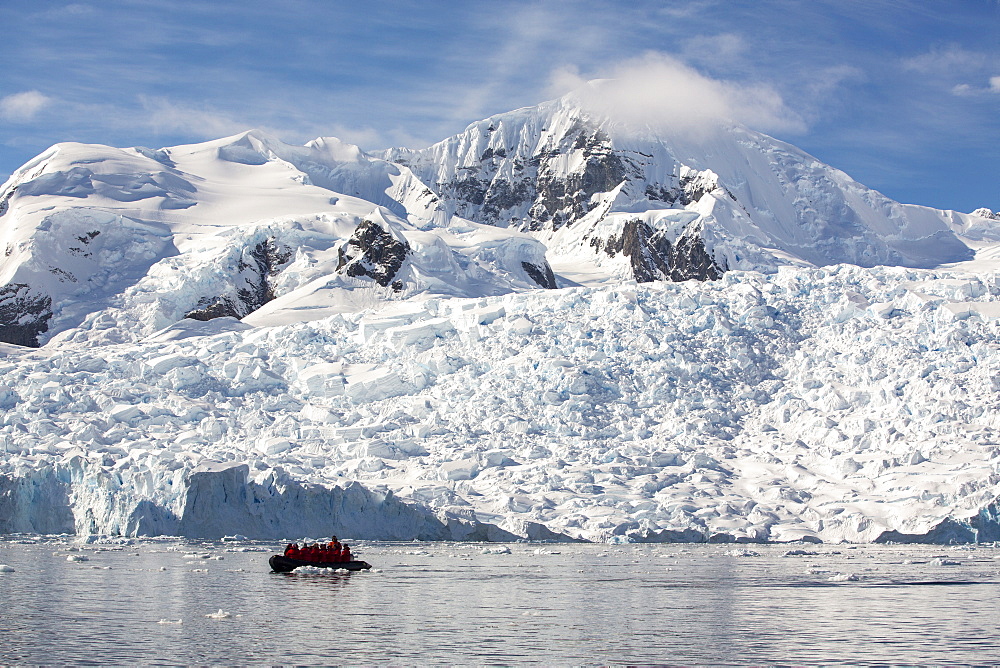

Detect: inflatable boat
[269, 554, 372, 573]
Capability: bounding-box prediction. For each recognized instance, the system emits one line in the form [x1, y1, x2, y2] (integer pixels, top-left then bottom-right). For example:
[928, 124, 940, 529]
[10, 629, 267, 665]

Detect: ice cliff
[2, 266, 1000, 543]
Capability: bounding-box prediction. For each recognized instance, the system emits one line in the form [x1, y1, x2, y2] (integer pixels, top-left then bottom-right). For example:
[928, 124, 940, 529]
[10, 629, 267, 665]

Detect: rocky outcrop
[185, 237, 292, 321]
[521, 261, 557, 289]
[591, 219, 725, 283]
[430, 124, 640, 233]
[335, 218, 411, 290]
[0, 283, 53, 347]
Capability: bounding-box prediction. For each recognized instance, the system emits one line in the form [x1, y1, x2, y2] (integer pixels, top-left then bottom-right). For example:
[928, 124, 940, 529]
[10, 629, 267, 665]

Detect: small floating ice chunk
[725, 549, 760, 557]
[67, 555, 89, 562]
[205, 609, 231, 619]
[828, 572, 859, 582]
[0, 564, 14, 572]
[293, 565, 346, 574]
[222, 535, 247, 542]
[783, 549, 819, 557]
[481, 546, 511, 555]
[157, 619, 182, 625]
[930, 557, 961, 566]
[533, 548, 560, 555]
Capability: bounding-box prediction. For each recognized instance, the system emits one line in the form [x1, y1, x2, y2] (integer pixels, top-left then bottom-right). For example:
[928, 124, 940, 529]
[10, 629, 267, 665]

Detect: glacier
[1, 266, 999, 543]
[0, 86, 999, 543]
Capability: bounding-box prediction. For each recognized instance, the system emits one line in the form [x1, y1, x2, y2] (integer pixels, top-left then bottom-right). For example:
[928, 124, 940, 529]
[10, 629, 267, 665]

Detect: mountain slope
[0, 131, 554, 346]
[381, 87, 983, 282]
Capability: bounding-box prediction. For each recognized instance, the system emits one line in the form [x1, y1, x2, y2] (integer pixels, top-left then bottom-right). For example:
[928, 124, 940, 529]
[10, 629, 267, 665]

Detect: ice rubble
[1, 264, 999, 543]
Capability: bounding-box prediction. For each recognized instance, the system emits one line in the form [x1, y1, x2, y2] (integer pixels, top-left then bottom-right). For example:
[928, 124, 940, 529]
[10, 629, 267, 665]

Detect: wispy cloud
[138, 96, 249, 139]
[0, 91, 52, 122]
[549, 52, 806, 136]
[902, 45, 989, 74]
[952, 77, 1000, 96]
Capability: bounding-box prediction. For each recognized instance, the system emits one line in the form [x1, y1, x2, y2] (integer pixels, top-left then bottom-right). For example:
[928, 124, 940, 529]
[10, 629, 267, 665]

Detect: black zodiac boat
[269, 554, 372, 573]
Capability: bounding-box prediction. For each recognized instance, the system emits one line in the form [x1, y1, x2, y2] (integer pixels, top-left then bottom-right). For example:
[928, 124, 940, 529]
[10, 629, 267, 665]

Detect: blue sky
[1, 0, 997, 212]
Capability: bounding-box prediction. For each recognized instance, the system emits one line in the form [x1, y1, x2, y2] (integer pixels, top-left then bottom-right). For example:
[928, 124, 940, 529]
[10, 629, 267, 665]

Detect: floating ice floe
[157, 619, 182, 625]
[292, 565, 350, 574]
[66, 555, 89, 562]
[828, 572, 860, 582]
[205, 609, 231, 619]
[481, 546, 512, 555]
[930, 557, 962, 566]
[0, 564, 14, 572]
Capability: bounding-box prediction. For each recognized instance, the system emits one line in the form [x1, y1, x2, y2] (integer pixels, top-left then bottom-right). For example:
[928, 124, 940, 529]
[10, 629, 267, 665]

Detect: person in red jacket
[340, 544, 352, 563]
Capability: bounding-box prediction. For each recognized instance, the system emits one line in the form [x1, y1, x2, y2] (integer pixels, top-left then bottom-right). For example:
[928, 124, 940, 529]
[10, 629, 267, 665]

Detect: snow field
[1, 263, 999, 542]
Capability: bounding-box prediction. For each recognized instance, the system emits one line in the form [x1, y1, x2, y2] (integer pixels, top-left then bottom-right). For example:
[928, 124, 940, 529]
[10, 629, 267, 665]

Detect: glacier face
[1, 267, 999, 543]
[0, 90, 999, 543]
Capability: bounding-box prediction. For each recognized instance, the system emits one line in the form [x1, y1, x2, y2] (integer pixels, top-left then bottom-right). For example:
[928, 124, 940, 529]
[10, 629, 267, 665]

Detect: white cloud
[0, 91, 52, 122]
[138, 96, 251, 138]
[548, 52, 806, 137]
[951, 76, 1000, 97]
[902, 46, 988, 74]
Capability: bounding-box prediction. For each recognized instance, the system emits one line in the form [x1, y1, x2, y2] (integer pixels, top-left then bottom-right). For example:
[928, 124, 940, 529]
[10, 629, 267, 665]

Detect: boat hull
[269, 554, 372, 573]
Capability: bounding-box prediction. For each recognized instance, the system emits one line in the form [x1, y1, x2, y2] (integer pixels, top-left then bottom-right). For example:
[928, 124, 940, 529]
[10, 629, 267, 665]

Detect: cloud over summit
[551, 53, 806, 136]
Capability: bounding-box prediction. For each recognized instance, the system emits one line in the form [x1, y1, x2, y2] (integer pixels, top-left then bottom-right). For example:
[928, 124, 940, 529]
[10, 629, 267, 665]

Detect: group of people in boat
[284, 536, 353, 564]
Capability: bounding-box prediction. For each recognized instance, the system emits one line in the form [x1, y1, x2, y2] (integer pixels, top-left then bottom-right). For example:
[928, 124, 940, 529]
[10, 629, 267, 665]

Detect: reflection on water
[1, 540, 998, 665]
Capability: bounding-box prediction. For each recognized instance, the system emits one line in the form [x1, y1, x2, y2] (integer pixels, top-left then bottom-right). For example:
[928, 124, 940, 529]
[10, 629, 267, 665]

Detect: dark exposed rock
[185, 298, 243, 322]
[592, 219, 725, 283]
[336, 219, 410, 289]
[0, 186, 16, 217]
[435, 122, 638, 232]
[481, 178, 534, 222]
[0, 283, 52, 347]
[521, 261, 557, 289]
[184, 237, 293, 321]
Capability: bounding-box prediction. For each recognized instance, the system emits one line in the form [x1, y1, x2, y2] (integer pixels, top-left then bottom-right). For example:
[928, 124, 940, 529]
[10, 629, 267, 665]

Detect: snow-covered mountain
[381, 86, 990, 282]
[0, 131, 553, 347]
[1, 87, 1000, 544]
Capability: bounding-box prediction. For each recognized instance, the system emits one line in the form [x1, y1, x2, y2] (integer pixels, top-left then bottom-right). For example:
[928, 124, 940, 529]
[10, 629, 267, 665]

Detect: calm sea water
[1, 538, 998, 665]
